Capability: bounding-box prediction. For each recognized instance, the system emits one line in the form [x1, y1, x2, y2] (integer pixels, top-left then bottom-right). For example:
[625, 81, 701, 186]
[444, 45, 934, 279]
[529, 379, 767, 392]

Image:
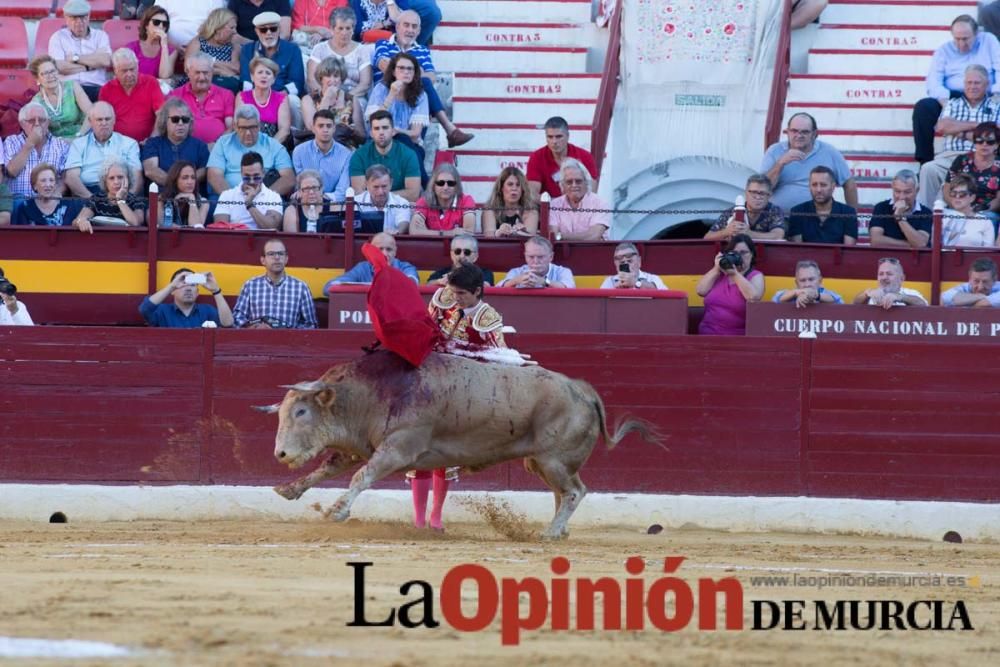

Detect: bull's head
[270, 380, 340, 469]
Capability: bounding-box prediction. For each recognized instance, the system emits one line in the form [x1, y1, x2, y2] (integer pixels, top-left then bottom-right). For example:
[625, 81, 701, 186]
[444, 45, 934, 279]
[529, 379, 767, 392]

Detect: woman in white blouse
[942, 173, 998, 247]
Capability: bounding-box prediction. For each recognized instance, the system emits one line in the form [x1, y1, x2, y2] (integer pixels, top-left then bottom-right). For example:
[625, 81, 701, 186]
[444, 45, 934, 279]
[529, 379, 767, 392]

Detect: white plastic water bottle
[162, 201, 174, 228]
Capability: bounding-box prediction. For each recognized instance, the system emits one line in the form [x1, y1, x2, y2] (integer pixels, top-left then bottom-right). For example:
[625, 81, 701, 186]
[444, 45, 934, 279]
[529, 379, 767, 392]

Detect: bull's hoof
[540, 529, 568, 541]
[325, 502, 350, 522]
[273, 483, 304, 500]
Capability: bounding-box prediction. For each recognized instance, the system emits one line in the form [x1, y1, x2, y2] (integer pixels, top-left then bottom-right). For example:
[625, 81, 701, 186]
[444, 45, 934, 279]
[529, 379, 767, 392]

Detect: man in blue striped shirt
[371, 11, 473, 147]
[233, 239, 319, 328]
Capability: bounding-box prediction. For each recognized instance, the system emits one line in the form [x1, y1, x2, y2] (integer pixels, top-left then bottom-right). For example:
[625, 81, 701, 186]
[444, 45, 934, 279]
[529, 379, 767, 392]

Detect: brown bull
[261, 350, 664, 538]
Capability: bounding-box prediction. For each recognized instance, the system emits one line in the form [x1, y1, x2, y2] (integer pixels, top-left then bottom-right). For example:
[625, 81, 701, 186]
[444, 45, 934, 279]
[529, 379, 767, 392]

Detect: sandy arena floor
[1, 511, 998, 666]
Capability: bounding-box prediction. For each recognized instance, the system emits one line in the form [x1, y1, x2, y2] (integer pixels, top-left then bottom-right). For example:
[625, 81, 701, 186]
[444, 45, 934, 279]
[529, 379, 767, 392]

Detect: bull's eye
[294, 407, 307, 418]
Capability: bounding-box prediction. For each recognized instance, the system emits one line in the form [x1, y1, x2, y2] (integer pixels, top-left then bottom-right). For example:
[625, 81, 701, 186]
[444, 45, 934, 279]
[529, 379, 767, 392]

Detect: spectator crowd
[2, 4, 998, 334]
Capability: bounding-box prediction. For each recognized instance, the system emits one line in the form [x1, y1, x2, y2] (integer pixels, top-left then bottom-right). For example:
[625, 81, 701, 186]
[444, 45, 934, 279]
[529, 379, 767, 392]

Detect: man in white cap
[239, 12, 304, 97]
[48, 0, 112, 102]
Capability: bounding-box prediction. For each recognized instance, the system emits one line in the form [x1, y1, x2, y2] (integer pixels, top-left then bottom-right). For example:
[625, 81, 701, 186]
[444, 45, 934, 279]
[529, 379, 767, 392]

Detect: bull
[258, 350, 664, 539]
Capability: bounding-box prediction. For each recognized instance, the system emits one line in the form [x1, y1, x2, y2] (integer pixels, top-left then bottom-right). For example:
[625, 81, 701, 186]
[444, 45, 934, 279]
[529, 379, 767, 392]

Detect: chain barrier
[0, 192, 969, 220]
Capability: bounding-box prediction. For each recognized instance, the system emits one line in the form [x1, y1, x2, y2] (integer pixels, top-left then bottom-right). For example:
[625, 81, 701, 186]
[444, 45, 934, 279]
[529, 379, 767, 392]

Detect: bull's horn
[280, 380, 329, 393]
[252, 403, 281, 414]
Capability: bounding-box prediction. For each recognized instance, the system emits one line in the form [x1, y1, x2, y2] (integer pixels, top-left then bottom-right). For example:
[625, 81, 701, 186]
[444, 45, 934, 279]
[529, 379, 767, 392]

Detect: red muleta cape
[363, 242, 443, 366]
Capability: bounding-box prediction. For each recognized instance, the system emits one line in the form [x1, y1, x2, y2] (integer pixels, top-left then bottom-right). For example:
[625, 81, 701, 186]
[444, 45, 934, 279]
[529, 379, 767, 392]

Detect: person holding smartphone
[599, 242, 667, 290]
[139, 267, 234, 327]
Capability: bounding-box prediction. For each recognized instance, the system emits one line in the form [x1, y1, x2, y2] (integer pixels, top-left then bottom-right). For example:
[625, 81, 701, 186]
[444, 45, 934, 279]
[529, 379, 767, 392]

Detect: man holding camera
[0, 270, 33, 326]
[599, 242, 667, 289]
[140, 268, 234, 327]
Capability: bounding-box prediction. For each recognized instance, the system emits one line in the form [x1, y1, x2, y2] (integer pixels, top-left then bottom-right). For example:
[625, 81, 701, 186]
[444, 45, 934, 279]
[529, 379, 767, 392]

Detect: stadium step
[812, 24, 949, 51]
[787, 102, 913, 133]
[460, 175, 503, 203]
[452, 150, 532, 176]
[429, 0, 600, 201]
[451, 97, 595, 125]
[431, 44, 588, 73]
[820, 0, 980, 27]
[437, 0, 593, 24]
[856, 179, 894, 206]
[788, 74, 924, 106]
[452, 72, 602, 98]
[435, 22, 585, 47]
[807, 49, 932, 76]
[447, 123, 592, 152]
[844, 153, 919, 180]
[820, 129, 928, 155]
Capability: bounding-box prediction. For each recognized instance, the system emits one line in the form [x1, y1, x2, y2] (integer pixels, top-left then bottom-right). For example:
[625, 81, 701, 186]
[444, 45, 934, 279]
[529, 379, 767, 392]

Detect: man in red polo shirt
[98, 48, 165, 142]
[525, 115, 599, 199]
[168, 53, 236, 148]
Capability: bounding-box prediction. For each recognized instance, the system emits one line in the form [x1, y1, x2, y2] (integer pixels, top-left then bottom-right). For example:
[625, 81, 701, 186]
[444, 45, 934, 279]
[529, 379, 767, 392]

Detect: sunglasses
[435, 179, 457, 187]
[452, 248, 474, 256]
[951, 190, 972, 197]
[257, 25, 279, 34]
[169, 116, 191, 124]
[150, 18, 170, 28]
[974, 138, 998, 145]
[242, 174, 264, 183]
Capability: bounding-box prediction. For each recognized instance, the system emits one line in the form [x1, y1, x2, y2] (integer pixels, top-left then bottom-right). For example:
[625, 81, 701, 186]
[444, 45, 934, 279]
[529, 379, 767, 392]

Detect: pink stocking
[429, 468, 449, 531]
[410, 471, 431, 528]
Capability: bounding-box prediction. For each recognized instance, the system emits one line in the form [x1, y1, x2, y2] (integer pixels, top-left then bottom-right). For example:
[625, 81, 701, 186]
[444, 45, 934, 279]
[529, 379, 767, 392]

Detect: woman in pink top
[696, 234, 765, 335]
[410, 163, 478, 236]
[237, 57, 291, 145]
[127, 5, 178, 80]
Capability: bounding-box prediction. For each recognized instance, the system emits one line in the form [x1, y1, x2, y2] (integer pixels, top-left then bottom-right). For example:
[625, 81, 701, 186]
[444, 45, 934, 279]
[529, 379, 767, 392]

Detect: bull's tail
[592, 394, 668, 452]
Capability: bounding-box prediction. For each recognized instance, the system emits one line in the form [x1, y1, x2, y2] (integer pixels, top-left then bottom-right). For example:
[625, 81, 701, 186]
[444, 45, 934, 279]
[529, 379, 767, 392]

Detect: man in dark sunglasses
[239, 11, 305, 110]
[141, 99, 210, 189]
[231, 1, 292, 41]
[427, 234, 495, 286]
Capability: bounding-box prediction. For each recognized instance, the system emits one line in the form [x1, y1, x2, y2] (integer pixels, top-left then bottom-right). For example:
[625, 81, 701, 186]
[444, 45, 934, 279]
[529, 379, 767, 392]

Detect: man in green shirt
[349, 110, 421, 202]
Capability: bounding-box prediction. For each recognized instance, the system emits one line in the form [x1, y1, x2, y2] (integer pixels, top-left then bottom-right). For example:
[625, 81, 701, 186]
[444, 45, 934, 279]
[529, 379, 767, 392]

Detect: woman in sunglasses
[141, 99, 209, 189]
[943, 121, 1000, 217]
[941, 173, 997, 247]
[409, 162, 477, 236]
[126, 5, 178, 80]
[159, 160, 209, 228]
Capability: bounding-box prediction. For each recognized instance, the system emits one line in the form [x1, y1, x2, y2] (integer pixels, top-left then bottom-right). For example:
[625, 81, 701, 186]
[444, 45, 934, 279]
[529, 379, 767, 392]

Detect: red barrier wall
[3, 327, 999, 502]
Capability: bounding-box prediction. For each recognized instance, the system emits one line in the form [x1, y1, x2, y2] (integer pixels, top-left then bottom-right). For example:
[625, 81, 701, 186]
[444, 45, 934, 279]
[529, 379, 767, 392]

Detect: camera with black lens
[718, 251, 743, 271]
[0, 279, 16, 297]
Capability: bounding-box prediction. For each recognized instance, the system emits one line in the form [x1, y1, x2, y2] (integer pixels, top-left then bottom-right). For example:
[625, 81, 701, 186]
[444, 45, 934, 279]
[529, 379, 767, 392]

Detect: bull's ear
[280, 380, 329, 393]
[315, 388, 337, 409]
[252, 403, 281, 414]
